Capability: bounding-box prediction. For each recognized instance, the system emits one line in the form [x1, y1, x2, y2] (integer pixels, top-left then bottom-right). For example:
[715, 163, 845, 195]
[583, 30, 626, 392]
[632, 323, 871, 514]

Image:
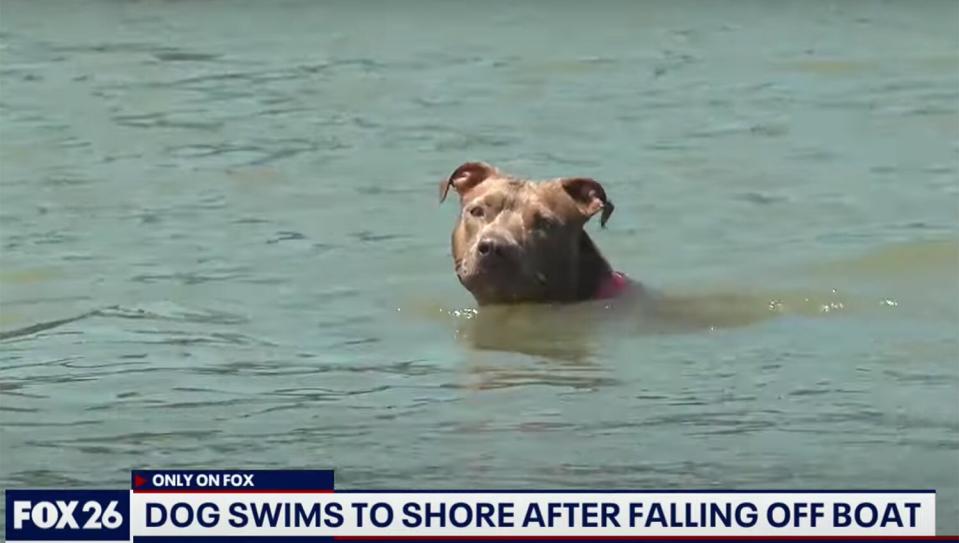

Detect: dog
[440, 161, 633, 305]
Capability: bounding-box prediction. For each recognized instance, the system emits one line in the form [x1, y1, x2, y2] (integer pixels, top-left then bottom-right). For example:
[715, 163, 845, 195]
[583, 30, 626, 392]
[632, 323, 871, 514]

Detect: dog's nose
[477, 239, 494, 256]
[476, 236, 511, 260]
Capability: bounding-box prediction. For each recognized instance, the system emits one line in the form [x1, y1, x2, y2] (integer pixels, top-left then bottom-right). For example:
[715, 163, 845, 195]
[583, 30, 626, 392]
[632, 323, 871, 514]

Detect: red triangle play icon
[134, 474, 147, 487]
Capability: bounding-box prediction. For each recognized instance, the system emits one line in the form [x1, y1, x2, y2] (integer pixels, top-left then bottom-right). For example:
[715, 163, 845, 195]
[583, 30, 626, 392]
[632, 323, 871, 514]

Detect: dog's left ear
[561, 177, 615, 227]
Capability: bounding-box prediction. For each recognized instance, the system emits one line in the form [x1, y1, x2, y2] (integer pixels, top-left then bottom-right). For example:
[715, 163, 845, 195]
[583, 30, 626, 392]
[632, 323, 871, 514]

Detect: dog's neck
[575, 231, 614, 300]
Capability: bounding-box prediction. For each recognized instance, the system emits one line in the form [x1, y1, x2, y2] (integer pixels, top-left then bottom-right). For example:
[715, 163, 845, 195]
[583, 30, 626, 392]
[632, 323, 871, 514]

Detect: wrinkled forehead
[460, 176, 528, 204]
[462, 177, 578, 217]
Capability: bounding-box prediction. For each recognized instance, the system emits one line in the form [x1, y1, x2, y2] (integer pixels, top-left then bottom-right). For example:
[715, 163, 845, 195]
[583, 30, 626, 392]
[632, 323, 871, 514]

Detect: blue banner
[131, 470, 334, 492]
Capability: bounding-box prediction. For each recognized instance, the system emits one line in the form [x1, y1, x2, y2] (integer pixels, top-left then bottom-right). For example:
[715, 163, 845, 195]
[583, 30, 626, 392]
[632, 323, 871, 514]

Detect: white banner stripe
[129, 491, 935, 537]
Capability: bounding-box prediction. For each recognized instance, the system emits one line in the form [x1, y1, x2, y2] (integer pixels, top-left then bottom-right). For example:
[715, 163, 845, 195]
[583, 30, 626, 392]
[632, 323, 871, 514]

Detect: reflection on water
[440, 237, 957, 402]
[1, 0, 958, 533]
[455, 304, 606, 362]
[450, 275, 867, 356]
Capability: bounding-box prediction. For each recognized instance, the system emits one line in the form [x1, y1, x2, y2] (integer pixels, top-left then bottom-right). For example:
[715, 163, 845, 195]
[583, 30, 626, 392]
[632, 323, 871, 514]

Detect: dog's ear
[440, 162, 496, 203]
[561, 177, 615, 227]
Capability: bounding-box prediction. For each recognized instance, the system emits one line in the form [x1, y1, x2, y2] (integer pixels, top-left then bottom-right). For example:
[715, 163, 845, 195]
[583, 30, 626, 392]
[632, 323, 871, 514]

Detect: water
[2, 0, 958, 533]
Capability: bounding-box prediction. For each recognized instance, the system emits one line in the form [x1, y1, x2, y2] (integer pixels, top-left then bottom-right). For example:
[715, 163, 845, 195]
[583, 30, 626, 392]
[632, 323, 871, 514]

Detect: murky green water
[1, 0, 958, 533]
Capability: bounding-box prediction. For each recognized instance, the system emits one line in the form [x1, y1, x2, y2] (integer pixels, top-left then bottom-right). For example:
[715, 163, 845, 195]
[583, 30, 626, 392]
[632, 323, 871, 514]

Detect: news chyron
[5, 469, 937, 542]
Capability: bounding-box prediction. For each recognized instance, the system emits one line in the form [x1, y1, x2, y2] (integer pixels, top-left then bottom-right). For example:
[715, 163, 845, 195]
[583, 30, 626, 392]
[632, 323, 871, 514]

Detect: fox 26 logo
[5, 490, 130, 541]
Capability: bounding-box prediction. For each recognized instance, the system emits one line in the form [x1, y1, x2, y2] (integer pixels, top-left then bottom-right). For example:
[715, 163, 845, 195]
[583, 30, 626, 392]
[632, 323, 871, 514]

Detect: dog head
[440, 161, 614, 305]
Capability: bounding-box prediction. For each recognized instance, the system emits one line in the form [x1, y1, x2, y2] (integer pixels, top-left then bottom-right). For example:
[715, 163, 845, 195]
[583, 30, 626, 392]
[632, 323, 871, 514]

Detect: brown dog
[440, 161, 631, 305]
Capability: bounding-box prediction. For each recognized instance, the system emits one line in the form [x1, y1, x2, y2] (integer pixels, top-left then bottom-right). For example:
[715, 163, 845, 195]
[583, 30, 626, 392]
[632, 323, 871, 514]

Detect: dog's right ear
[439, 162, 496, 203]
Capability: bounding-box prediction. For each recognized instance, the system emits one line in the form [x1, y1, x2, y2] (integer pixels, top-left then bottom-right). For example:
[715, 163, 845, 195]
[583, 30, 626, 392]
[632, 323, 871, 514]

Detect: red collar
[594, 271, 630, 299]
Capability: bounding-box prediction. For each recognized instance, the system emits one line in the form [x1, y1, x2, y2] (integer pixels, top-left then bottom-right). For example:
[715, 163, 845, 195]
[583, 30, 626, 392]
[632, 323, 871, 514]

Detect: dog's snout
[475, 235, 515, 263]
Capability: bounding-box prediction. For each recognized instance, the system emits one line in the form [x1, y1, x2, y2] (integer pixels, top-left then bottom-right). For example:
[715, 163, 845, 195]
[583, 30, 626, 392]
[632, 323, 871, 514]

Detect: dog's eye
[468, 206, 484, 218]
[532, 213, 554, 230]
